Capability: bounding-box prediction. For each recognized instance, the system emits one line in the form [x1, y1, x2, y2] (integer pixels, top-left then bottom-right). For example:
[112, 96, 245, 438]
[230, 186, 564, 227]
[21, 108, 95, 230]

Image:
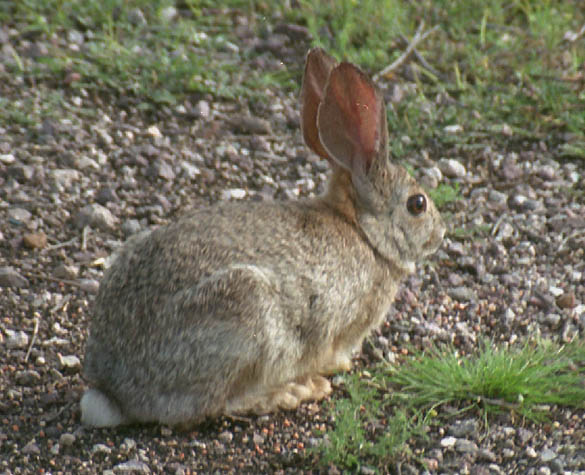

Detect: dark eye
[407, 194, 427, 216]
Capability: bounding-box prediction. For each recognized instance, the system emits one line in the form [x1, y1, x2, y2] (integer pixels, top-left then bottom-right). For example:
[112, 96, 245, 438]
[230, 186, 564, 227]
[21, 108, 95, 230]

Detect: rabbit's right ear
[300, 48, 338, 163]
[317, 62, 389, 178]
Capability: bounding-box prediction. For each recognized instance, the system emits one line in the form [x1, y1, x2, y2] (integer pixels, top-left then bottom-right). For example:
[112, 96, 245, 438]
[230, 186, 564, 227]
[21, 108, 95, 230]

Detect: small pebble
[218, 431, 233, 443]
[253, 432, 265, 445]
[5, 329, 29, 348]
[444, 124, 463, 134]
[92, 443, 112, 454]
[96, 186, 119, 204]
[438, 158, 466, 178]
[8, 207, 32, 223]
[51, 169, 80, 189]
[53, 264, 80, 280]
[517, 427, 533, 444]
[148, 160, 175, 181]
[488, 189, 507, 205]
[23, 232, 47, 249]
[221, 188, 247, 200]
[8, 164, 34, 182]
[21, 441, 41, 454]
[127, 8, 147, 26]
[448, 419, 478, 438]
[477, 448, 497, 462]
[159, 6, 177, 22]
[121, 438, 137, 451]
[359, 466, 375, 475]
[440, 436, 457, 448]
[0, 152, 15, 163]
[231, 114, 272, 135]
[78, 278, 100, 294]
[455, 439, 478, 453]
[75, 204, 118, 231]
[194, 100, 210, 119]
[147, 125, 161, 138]
[526, 446, 538, 458]
[181, 161, 201, 179]
[58, 354, 81, 370]
[15, 370, 41, 386]
[502, 448, 515, 458]
[122, 219, 142, 237]
[113, 460, 151, 473]
[541, 448, 557, 462]
[556, 292, 576, 309]
[75, 155, 99, 170]
[448, 286, 476, 302]
[59, 433, 76, 447]
[544, 313, 561, 327]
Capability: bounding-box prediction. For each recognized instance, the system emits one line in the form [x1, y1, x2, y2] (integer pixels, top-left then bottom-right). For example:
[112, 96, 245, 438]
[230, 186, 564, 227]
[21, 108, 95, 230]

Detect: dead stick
[374, 23, 440, 81]
[24, 315, 39, 362]
[399, 33, 443, 79]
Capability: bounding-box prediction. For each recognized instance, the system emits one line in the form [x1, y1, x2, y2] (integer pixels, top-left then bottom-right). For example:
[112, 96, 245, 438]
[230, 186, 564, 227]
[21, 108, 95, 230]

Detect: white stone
[438, 158, 466, 178]
[146, 125, 161, 138]
[444, 124, 463, 134]
[5, 329, 29, 349]
[221, 188, 247, 200]
[440, 436, 457, 448]
[59, 354, 81, 369]
[0, 153, 15, 163]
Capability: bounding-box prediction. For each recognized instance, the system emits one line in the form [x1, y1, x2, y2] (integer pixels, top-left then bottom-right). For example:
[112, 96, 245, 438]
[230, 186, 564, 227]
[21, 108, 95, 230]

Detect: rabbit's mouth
[424, 226, 446, 255]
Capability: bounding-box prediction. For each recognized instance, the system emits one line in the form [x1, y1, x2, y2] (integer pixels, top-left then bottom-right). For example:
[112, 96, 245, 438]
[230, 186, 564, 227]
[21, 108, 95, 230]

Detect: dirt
[1, 14, 585, 475]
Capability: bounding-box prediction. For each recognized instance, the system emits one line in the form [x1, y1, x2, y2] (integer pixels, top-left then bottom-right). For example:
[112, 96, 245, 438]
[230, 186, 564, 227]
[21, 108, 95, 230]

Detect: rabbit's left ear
[300, 48, 338, 163]
[316, 62, 389, 177]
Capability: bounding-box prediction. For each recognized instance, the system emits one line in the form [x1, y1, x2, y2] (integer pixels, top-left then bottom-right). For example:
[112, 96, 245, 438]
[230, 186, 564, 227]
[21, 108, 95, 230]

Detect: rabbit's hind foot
[226, 374, 332, 416]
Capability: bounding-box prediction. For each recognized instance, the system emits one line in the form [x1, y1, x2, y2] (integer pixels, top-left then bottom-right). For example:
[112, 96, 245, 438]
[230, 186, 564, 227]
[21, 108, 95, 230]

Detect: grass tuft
[389, 338, 585, 420]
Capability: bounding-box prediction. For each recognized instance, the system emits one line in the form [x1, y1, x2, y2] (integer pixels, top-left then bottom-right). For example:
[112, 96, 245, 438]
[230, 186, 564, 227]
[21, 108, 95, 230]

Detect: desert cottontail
[81, 48, 445, 428]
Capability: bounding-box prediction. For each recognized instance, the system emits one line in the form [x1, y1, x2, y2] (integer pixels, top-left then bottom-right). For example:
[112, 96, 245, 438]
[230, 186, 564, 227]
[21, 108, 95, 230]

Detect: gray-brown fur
[81, 48, 445, 428]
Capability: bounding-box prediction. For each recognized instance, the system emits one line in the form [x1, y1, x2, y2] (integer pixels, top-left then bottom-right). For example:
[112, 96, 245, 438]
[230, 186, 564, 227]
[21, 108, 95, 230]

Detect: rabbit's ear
[317, 62, 389, 177]
[300, 48, 338, 163]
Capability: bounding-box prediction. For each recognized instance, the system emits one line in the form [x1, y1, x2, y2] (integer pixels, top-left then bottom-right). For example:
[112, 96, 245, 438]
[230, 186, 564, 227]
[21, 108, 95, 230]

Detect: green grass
[389, 339, 585, 419]
[3, 0, 583, 149]
[1, 0, 296, 106]
[315, 338, 585, 470]
[429, 183, 461, 210]
[314, 372, 428, 471]
[292, 0, 412, 70]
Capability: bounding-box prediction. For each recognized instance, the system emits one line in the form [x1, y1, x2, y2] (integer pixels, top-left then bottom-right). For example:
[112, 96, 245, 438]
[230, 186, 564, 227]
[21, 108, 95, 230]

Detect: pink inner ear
[317, 63, 383, 174]
[300, 48, 338, 163]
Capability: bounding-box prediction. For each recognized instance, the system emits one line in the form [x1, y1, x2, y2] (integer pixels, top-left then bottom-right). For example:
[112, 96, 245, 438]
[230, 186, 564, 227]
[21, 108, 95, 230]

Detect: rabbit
[80, 48, 445, 428]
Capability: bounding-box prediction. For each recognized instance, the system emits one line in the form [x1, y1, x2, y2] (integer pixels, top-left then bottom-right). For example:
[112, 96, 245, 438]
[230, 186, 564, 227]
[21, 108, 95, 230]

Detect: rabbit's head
[301, 48, 445, 272]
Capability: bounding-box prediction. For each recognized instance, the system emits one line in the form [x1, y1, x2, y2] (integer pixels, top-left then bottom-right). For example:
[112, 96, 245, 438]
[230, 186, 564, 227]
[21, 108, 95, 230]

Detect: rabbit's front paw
[320, 350, 352, 375]
[272, 375, 332, 410]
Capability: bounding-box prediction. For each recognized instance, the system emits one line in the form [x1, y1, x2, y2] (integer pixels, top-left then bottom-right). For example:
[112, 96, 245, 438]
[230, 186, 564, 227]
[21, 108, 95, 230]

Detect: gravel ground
[1, 16, 585, 475]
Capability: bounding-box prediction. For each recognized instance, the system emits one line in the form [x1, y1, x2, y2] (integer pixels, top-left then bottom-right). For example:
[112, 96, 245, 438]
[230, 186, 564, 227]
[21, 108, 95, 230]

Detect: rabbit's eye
[407, 194, 427, 216]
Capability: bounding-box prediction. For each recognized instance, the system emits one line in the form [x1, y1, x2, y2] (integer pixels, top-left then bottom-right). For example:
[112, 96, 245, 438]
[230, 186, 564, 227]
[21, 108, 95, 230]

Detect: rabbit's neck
[321, 167, 358, 225]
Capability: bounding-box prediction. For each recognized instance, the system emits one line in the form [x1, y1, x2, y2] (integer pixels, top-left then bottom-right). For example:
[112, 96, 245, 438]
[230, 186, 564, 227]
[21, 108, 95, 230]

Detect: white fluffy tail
[80, 388, 126, 427]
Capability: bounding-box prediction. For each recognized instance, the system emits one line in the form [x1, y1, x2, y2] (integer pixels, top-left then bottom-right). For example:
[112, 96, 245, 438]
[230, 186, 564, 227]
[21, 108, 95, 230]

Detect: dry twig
[24, 315, 40, 363]
[374, 22, 440, 81]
